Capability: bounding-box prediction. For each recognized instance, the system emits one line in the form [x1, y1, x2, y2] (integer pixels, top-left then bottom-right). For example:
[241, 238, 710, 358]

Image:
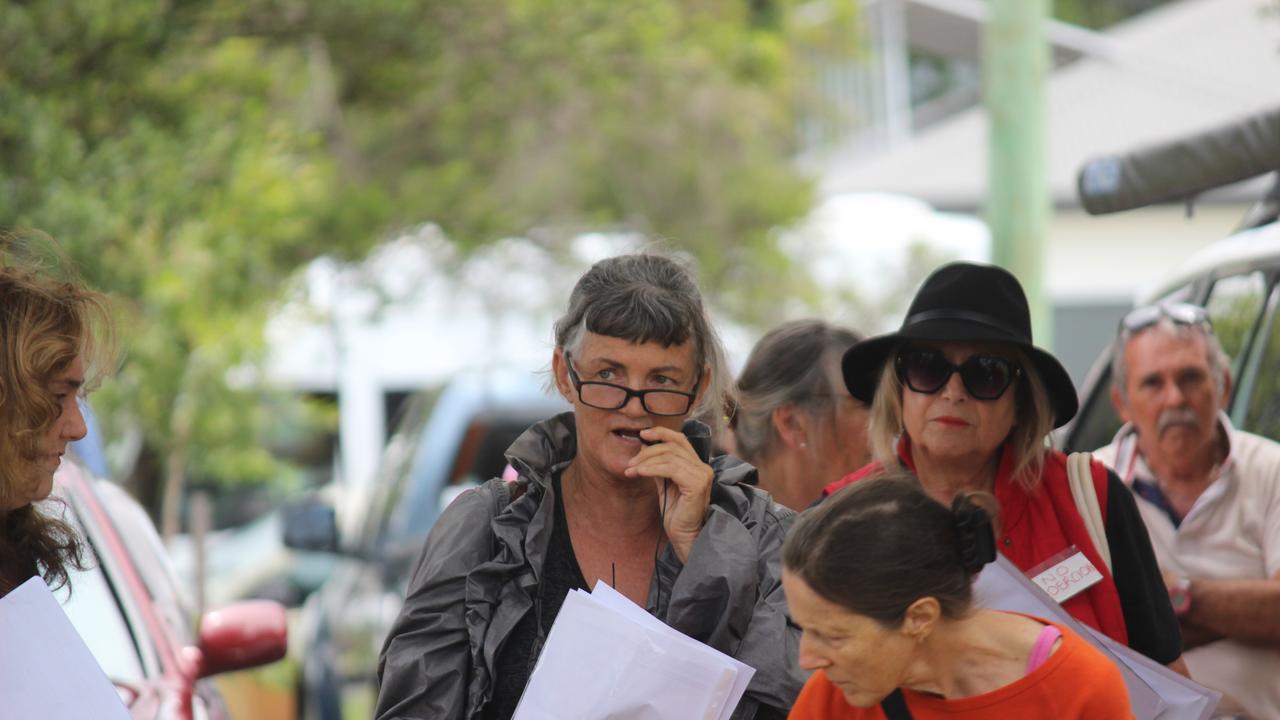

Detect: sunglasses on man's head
[894, 348, 1022, 401]
[1119, 302, 1212, 335]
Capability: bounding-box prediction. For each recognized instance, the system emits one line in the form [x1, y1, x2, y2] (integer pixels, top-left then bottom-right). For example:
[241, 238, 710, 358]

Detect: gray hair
[552, 252, 731, 426]
[1110, 319, 1230, 401]
[732, 319, 863, 464]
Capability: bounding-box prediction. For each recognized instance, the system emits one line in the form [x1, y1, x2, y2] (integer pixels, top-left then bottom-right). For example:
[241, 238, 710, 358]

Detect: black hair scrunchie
[951, 497, 997, 575]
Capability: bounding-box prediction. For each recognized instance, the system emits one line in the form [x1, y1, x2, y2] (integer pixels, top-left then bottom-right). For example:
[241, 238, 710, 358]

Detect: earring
[799, 441, 807, 449]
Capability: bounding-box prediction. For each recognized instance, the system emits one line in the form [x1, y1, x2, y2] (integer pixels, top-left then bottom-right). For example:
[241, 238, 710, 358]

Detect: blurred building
[263, 231, 756, 501]
[263, 230, 583, 501]
[805, 0, 1278, 384]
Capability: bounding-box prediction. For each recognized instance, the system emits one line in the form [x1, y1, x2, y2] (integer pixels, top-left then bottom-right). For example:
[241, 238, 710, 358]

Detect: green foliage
[1051, 0, 1177, 29]
[1243, 311, 1280, 443]
[1, 0, 818, 516]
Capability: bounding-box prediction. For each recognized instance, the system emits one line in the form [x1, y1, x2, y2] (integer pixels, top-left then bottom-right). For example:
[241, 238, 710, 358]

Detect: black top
[1130, 476, 1184, 528]
[0, 529, 38, 599]
[1103, 468, 1184, 664]
[483, 475, 588, 720]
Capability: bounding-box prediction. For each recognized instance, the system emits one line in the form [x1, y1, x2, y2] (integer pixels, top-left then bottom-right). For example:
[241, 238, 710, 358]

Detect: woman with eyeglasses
[376, 253, 804, 720]
[826, 262, 1188, 673]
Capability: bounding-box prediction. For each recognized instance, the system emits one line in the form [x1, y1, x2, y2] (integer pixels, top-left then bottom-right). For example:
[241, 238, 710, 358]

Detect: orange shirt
[787, 620, 1133, 720]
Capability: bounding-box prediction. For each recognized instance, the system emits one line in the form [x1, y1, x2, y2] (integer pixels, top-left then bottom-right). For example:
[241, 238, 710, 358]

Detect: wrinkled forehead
[1126, 319, 1211, 349]
[575, 332, 698, 371]
[1123, 325, 1213, 370]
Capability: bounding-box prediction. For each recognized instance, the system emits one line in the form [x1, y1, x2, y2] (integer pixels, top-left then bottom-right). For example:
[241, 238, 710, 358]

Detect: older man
[1096, 302, 1280, 718]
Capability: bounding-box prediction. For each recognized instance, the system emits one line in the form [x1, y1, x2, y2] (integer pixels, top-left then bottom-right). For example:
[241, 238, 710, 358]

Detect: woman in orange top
[783, 474, 1133, 719]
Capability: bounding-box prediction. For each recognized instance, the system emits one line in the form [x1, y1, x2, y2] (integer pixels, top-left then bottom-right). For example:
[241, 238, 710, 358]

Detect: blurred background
[2, 0, 1278, 718]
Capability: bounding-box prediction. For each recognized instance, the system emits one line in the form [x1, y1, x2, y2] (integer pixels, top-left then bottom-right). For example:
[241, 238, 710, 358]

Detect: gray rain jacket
[375, 412, 804, 719]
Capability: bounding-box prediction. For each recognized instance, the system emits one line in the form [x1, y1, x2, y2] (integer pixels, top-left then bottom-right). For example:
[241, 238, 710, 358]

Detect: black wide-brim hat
[841, 262, 1079, 428]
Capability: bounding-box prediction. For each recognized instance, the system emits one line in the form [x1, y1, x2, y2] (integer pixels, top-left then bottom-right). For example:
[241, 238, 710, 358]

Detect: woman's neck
[909, 448, 1000, 504]
[562, 460, 662, 539]
[754, 450, 823, 511]
[902, 610, 1044, 700]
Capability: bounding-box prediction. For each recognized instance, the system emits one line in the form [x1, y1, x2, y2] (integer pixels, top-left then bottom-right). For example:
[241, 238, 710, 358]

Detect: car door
[1228, 269, 1280, 441]
[327, 394, 434, 719]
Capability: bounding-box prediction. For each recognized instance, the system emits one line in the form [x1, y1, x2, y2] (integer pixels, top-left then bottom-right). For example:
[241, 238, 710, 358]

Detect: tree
[1052, 0, 1178, 29]
[0, 0, 826, 529]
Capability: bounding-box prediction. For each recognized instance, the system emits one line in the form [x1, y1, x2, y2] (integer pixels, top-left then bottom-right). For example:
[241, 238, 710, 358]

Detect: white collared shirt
[1095, 412, 1280, 718]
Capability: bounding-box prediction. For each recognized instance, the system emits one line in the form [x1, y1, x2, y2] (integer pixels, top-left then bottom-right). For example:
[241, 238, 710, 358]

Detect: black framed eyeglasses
[1119, 302, 1212, 335]
[894, 348, 1022, 401]
[563, 352, 700, 416]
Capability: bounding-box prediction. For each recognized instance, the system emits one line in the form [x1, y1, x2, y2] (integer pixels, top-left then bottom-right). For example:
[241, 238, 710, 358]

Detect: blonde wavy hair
[0, 231, 117, 594]
[867, 344, 1056, 491]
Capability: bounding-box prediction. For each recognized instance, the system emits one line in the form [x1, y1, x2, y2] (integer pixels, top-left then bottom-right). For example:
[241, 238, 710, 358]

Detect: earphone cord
[653, 478, 670, 614]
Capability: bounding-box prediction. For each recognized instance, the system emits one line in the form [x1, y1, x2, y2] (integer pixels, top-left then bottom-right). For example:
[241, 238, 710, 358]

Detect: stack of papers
[513, 582, 756, 720]
[0, 577, 131, 720]
[974, 555, 1219, 720]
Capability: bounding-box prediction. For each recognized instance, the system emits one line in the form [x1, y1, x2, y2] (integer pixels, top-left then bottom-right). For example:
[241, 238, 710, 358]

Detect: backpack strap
[879, 689, 912, 720]
[1066, 452, 1112, 574]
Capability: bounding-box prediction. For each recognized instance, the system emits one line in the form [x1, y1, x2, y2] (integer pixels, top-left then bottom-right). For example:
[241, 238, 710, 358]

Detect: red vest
[824, 439, 1130, 646]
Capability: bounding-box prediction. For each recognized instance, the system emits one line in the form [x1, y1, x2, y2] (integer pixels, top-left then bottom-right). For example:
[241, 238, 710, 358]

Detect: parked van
[282, 369, 567, 720]
[1062, 107, 1280, 452]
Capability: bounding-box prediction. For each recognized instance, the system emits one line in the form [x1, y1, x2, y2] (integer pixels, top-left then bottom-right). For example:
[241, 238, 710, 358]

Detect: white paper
[588, 582, 756, 720]
[974, 555, 1219, 720]
[0, 577, 132, 720]
[512, 582, 755, 720]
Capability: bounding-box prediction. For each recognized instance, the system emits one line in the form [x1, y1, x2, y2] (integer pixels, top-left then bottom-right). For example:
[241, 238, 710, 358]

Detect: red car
[55, 460, 288, 720]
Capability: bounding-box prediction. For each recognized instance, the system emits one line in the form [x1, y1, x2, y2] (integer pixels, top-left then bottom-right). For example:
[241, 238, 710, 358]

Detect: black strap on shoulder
[880, 689, 912, 720]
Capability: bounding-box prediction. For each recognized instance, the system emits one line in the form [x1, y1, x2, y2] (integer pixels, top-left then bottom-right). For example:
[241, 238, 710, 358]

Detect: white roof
[263, 230, 764, 391]
[871, 0, 1113, 64]
[819, 0, 1280, 210]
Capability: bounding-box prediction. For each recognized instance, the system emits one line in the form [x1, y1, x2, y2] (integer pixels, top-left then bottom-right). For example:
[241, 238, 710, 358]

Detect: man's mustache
[1157, 408, 1200, 433]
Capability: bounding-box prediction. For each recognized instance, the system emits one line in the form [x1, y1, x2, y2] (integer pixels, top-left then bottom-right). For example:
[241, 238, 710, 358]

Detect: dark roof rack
[1077, 106, 1280, 216]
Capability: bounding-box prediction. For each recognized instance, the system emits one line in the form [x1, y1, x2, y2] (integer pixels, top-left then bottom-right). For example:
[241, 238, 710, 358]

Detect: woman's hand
[624, 426, 714, 563]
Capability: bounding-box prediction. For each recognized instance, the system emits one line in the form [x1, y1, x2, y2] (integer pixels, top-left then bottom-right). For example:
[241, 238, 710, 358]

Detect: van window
[1204, 271, 1269, 378]
[360, 392, 436, 552]
[1238, 280, 1280, 442]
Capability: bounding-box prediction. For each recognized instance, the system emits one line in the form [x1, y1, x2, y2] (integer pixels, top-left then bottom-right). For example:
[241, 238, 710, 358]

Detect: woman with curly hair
[0, 232, 114, 597]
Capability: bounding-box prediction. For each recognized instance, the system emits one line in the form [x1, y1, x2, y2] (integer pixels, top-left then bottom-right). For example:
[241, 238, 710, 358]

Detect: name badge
[1028, 549, 1103, 603]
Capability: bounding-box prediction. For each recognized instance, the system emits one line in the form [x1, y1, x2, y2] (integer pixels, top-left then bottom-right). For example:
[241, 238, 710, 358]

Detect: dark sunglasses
[1119, 302, 1212, 335]
[894, 348, 1022, 401]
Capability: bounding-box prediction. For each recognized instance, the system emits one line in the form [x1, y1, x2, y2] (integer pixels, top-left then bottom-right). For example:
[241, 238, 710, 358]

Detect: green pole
[985, 0, 1052, 346]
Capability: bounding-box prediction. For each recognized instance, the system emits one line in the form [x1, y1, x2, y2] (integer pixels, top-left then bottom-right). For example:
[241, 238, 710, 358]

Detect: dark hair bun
[951, 495, 997, 574]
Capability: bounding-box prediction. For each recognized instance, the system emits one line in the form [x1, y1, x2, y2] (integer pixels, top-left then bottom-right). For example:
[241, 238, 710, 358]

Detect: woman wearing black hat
[827, 261, 1187, 672]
